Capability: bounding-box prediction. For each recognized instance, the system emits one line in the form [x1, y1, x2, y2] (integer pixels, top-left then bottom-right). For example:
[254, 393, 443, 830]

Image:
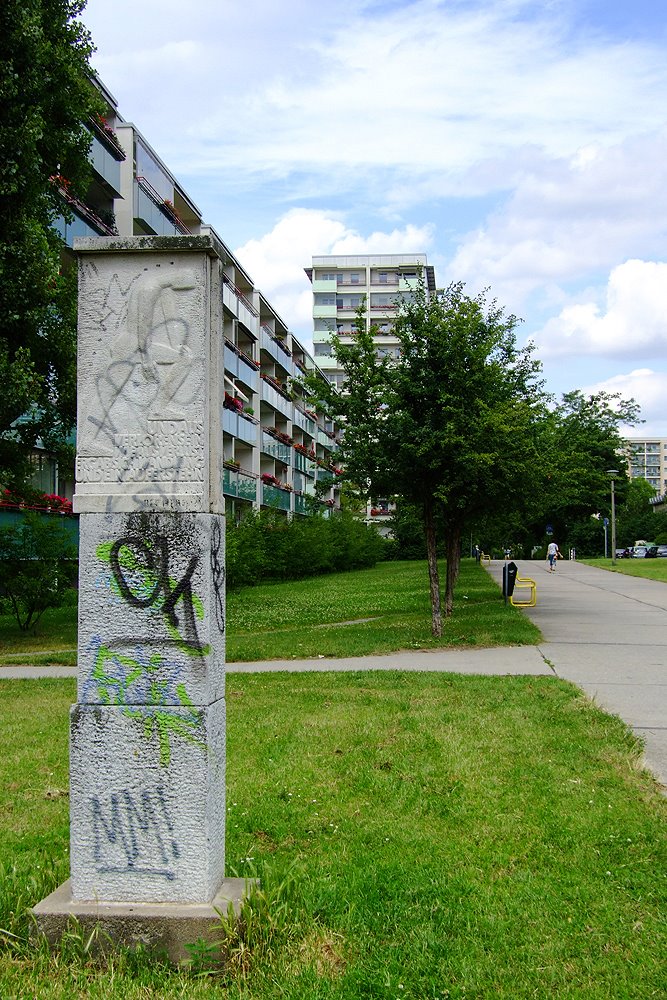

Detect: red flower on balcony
[261, 472, 281, 487]
[224, 392, 244, 413]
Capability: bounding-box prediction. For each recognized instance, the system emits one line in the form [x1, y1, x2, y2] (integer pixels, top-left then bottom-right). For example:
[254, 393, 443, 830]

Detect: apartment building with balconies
[216, 231, 341, 520]
[622, 437, 667, 495]
[305, 254, 436, 388]
[304, 254, 436, 531]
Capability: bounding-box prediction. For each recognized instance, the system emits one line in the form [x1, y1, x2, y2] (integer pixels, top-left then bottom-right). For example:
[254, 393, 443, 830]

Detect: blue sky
[82, 0, 667, 434]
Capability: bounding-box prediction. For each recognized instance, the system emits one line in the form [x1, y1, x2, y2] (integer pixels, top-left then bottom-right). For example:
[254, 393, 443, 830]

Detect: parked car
[615, 548, 631, 559]
[633, 545, 658, 558]
[656, 545, 667, 558]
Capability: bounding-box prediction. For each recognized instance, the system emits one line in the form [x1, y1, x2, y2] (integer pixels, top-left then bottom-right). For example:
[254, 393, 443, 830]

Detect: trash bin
[503, 561, 518, 599]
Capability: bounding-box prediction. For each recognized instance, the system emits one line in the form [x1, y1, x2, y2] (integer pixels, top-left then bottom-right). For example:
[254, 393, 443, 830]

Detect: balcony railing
[261, 430, 291, 463]
[223, 408, 258, 445]
[292, 407, 315, 437]
[370, 275, 399, 286]
[262, 483, 292, 512]
[223, 466, 258, 502]
[293, 493, 309, 515]
[223, 274, 259, 317]
[261, 325, 292, 358]
[51, 176, 118, 236]
[293, 451, 315, 475]
[88, 115, 127, 160]
[136, 176, 190, 235]
[224, 342, 259, 392]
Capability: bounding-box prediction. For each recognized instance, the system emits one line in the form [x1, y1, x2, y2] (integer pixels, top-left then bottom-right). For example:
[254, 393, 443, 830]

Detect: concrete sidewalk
[487, 559, 667, 788]
[3, 559, 665, 787]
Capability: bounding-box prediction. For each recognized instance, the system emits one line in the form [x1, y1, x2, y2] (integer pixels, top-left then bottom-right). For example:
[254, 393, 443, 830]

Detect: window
[350, 272, 360, 284]
[315, 294, 336, 306]
[314, 343, 332, 356]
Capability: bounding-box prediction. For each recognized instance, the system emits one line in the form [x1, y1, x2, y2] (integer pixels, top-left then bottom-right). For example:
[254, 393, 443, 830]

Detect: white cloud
[530, 260, 667, 359]
[447, 131, 667, 311]
[582, 368, 667, 437]
[84, 0, 667, 199]
[234, 209, 434, 342]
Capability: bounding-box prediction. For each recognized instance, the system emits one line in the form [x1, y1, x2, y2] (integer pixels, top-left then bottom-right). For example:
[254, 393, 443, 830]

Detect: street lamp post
[607, 469, 619, 565]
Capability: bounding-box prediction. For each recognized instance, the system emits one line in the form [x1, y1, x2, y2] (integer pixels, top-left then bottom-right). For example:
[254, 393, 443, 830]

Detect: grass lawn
[0, 560, 541, 666]
[582, 558, 667, 583]
[1, 674, 665, 998]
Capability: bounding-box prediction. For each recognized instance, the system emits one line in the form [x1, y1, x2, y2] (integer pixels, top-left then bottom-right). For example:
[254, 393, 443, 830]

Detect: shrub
[225, 510, 387, 589]
[0, 511, 77, 630]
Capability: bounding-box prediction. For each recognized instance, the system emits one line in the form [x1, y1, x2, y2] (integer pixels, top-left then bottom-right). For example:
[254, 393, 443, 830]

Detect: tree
[0, 0, 97, 488]
[616, 478, 663, 546]
[529, 390, 642, 548]
[322, 281, 546, 636]
[0, 511, 77, 630]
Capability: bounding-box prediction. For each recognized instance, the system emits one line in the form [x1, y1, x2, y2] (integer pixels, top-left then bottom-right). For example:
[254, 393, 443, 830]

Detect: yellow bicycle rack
[510, 574, 537, 607]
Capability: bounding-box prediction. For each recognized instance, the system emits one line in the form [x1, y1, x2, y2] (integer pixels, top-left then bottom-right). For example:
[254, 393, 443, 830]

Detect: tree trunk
[444, 526, 462, 617]
[423, 497, 442, 637]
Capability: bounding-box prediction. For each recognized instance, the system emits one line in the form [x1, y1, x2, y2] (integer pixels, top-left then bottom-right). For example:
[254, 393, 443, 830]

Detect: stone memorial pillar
[34, 235, 245, 959]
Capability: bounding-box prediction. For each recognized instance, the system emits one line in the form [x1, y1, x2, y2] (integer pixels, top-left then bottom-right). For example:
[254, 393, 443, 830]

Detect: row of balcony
[223, 327, 307, 386]
[223, 466, 334, 516]
[222, 409, 338, 467]
[312, 276, 419, 292]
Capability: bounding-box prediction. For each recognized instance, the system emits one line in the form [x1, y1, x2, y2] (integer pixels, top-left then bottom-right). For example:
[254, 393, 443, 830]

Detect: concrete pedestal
[33, 878, 253, 964]
[32, 236, 240, 960]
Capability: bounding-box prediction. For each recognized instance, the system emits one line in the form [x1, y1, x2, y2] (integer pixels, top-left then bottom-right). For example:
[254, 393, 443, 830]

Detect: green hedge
[226, 509, 387, 589]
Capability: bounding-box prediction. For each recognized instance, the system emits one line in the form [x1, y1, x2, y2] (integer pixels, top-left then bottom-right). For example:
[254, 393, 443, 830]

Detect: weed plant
[1, 674, 665, 998]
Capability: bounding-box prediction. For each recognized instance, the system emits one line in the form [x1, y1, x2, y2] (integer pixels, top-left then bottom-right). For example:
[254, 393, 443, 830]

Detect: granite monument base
[32, 877, 256, 964]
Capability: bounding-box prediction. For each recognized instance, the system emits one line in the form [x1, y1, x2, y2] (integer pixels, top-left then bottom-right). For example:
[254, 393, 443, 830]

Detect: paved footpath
[3, 560, 665, 787]
[487, 559, 667, 789]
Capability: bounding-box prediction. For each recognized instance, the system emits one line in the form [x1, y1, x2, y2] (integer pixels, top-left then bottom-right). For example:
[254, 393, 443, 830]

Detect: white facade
[622, 437, 667, 495]
[306, 254, 436, 388]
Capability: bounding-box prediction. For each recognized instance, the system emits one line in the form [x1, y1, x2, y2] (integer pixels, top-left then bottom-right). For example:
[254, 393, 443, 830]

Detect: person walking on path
[547, 540, 560, 572]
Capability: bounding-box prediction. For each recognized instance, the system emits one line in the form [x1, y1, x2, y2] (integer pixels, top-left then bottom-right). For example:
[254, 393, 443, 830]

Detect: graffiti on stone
[210, 520, 225, 634]
[96, 533, 208, 656]
[91, 784, 180, 880]
[77, 265, 205, 488]
[84, 640, 206, 767]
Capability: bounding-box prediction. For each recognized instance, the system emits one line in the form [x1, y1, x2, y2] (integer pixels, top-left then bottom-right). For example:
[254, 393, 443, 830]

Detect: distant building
[305, 254, 437, 536]
[305, 253, 436, 389]
[622, 437, 667, 495]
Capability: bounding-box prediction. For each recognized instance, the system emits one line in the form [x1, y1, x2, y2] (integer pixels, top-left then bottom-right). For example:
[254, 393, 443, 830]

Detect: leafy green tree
[0, 0, 97, 488]
[616, 478, 663, 546]
[321, 281, 546, 636]
[0, 511, 77, 630]
[529, 391, 641, 549]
